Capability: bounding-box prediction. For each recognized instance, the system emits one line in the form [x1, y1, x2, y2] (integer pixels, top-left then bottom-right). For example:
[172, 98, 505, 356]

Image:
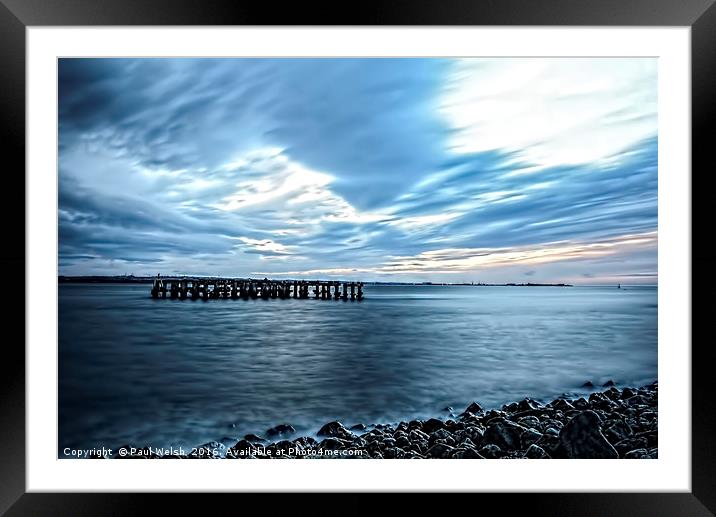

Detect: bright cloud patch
[440, 58, 657, 166]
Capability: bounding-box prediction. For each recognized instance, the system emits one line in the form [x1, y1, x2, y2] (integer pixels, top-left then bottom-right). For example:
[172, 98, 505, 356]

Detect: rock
[550, 399, 575, 412]
[614, 437, 648, 457]
[524, 444, 549, 459]
[559, 410, 618, 459]
[602, 380, 615, 387]
[459, 411, 479, 423]
[604, 387, 621, 401]
[382, 437, 397, 448]
[624, 395, 650, 407]
[465, 402, 483, 414]
[457, 448, 485, 459]
[422, 418, 446, 434]
[350, 423, 367, 432]
[478, 444, 504, 459]
[588, 392, 614, 410]
[459, 437, 478, 450]
[266, 424, 296, 437]
[244, 433, 266, 443]
[588, 392, 608, 404]
[317, 421, 353, 439]
[443, 406, 454, 413]
[516, 398, 542, 412]
[483, 421, 526, 451]
[409, 429, 430, 442]
[517, 416, 541, 430]
[537, 433, 563, 458]
[293, 436, 318, 448]
[521, 429, 543, 448]
[573, 397, 589, 409]
[502, 402, 519, 413]
[544, 427, 560, 436]
[428, 428, 455, 446]
[582, 381, 594, 388]
[274, 440, 295, 454]
[603, 420, 633, 444]
[624, 448, 650, 459]
[408, 420, 424, 431]
[463, 426, 485, 445]
[319, 437, 349, 450]
[620, 387, 637, 399]
[425, 442, 455, 459]
[395, 436, 411, 449]
[227, 440, 255, 458]
[483, 409, 506, 421]
[637, 431, 658, 448]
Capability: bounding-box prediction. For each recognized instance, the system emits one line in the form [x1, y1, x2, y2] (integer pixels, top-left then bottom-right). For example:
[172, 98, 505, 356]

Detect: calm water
[59, 284, 657, 454]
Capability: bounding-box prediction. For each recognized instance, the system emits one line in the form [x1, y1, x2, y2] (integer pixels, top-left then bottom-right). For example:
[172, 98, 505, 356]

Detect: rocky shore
[116, 381, 657, 460]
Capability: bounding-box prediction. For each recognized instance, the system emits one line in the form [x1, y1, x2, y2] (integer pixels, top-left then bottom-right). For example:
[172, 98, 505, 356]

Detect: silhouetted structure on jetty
[150, 276, 364, 302]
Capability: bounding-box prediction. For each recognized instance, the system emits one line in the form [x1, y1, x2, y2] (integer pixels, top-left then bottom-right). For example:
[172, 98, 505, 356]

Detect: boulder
[559, 411, 618, 459]
[422, 418, 447, 434]
[550, 399, 575, 412]
[266, 424, 296, 437]
[483, 420, 526, 451]
[620, 387, 637, 399]
[624, 448, 650, 459]
[516, 398, 542, 412]
[603, 420, 633, 444]
[524, 444, 549, 459]
[319, 437, 349, 450]
[517, 416, 542, 430]
[317, 421, 353, 439]
[573, 397, 589, 409]
[521, 428, 543, 448]
[425, 442, 455, 459]
[614, 437, 648, 457]
[465, 402, 484, 414]
[428, 428, 455, 446]
[604, 387, 621, 401]
[456, 447, 485, 459]
[478, 444, 504, 459]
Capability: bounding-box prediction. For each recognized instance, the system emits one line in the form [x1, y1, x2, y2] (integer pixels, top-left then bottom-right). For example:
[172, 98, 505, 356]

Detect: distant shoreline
[58, 275, 572, 287]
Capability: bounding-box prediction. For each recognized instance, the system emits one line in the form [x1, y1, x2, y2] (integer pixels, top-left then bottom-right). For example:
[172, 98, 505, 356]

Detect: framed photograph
[3, 0, 713, 512]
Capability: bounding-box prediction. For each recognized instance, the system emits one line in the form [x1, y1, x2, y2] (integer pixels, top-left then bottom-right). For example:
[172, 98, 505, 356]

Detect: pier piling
[151, 276, 365, 303]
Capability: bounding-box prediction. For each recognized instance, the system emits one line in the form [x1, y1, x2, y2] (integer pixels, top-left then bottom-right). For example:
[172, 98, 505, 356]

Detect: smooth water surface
[59, 284, 657, 452]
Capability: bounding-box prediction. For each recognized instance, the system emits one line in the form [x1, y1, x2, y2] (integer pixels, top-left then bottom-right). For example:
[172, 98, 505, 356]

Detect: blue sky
[58, 58, 657, 284]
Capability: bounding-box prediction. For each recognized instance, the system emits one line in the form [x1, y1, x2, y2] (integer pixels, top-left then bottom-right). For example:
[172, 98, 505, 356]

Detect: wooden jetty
[150, 276, 364, 301]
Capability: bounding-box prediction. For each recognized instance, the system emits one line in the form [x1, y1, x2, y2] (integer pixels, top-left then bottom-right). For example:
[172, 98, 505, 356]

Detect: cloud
[58, 58, 658, 284]
[256, 231, 656, 276]
[439, 58, 657, 166]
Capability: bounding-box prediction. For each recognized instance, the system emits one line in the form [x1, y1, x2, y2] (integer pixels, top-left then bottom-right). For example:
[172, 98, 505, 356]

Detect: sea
[58, 283, 657, 455]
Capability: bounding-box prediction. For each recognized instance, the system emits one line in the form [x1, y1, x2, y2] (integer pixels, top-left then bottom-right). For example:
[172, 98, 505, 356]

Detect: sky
[58, 58, 657, 284]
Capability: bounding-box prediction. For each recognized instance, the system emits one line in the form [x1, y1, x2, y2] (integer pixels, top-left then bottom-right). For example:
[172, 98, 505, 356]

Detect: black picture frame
[1, 0, 713, 513]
